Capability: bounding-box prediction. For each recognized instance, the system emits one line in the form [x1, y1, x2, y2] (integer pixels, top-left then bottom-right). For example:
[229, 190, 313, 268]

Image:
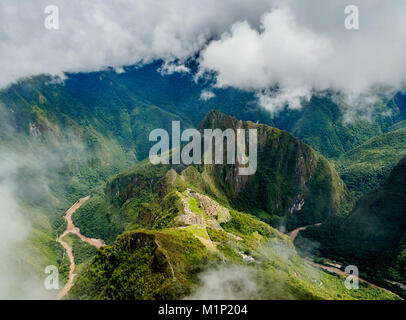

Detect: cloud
[186, 265, 259, 300]
[0, 0, 273, 88]
[1, 0, 406, 114]
[186, 239, 325, 299]
[198, 7, 333, 114]
[200, 8, 333, 90]
[198, 1, 406, 114]
[158, 61, 190, 75]
[0, 101, 92, 298]
[200, 90, 216, 101]
[0, 155, 51, 299]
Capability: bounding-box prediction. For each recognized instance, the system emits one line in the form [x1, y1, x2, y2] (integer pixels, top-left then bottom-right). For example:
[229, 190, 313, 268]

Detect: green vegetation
[196, 110, 353, 230]
[274, 94, 405, 159]
[86, 110, 352, 236]
[297, 156, 406, 298]
[1, 62, 405, 299]
[67, 229, 210, 299]
[0, 70, 193, 289]
[68, 121, 400, 299]
[335, 127, 406, 198]
[68, 178, 398, 300]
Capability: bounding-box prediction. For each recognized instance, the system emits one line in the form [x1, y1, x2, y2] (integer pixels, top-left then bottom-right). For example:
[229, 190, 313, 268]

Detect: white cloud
[198, 1, 406, 114]
[0, 154, 52, 299]
[200, 90, 216, 101]
[0, 0, 273, 88]
[1, 0, 406, 115]
[186, 265, 259, 300]
[158, 61, 190, 75]
[256, 88, 313, 116]
[200, 8, 333, 90]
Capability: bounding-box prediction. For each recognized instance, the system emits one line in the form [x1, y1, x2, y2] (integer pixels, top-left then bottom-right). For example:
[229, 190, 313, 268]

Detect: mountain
[195, 110, 353, 230]
[63, 111, 401, 300]
[68, 159, 397, 300]
[335, 125, 406, 198]
[268, 92, 406, 159]
[5, 64, 404, 162]
[104, 65, 406, 161]
[297, 156, 406, 293]
[72, 110, 352, 245]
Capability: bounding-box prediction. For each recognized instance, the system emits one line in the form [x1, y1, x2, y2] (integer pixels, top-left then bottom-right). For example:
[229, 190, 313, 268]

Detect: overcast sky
[1, 0, 406, 113]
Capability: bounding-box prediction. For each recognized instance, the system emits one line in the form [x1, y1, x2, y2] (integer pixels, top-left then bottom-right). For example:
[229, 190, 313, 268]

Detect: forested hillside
[297, 156, 406, 296]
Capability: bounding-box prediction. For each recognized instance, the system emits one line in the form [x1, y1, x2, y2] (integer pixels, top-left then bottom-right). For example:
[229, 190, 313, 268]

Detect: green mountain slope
[268, 93, 406, 159]
[335, 126, 406, 198]
[65, 111, 403, 300]
[100, 63, 406, 161]
[196, 110, 353, 230]
[298, 156, 406, 295]
[0, 73, 193, 296]
[73, 110, 352, 241]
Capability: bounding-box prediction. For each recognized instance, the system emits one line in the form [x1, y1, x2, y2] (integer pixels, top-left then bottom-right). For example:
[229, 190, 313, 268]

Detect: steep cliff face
[197, 110, 352, 230]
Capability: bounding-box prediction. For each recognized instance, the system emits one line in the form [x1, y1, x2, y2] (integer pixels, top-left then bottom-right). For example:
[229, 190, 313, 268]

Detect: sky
[1, 0, 406, 112]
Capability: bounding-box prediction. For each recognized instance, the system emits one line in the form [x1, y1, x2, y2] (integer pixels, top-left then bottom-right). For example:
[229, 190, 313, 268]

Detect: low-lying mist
[0, 110, 94, 298]
[186, 238, 324, 300]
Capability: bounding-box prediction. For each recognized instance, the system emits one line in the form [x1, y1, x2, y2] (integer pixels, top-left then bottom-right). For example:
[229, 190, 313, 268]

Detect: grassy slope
[273, 94, 405, 159]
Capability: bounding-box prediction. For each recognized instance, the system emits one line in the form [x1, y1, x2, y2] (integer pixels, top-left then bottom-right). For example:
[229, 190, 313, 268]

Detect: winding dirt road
[289, 223, 321, 243]
[289, 224, 401, 297]
[57, 196, 105, 300]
